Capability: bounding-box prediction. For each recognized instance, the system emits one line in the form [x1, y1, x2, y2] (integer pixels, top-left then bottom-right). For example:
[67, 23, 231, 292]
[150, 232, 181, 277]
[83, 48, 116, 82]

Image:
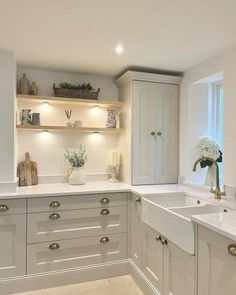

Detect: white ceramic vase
[205, 165, 216, 186]
[68, 167, 86, 185]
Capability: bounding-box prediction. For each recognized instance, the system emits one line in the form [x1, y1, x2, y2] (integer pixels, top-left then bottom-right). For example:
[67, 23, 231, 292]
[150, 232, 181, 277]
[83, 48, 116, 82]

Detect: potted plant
[64, 146, 87, 185]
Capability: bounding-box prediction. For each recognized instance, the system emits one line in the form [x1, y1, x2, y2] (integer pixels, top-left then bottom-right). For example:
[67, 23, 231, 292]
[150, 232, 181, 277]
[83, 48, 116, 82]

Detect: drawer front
[0, 199, 26, 215]
[27, 193, 128, 213]
[27, 206, 127, 243]
[27, 233, 127, 274]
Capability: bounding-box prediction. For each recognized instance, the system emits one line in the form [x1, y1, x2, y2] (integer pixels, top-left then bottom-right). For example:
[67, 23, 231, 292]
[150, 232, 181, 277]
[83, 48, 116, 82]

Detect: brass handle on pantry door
[228, 244, 236, 256]
[150, 131, 156, 136]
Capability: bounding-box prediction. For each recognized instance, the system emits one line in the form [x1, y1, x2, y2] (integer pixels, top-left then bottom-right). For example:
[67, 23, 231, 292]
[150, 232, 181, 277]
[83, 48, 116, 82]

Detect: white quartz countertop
[1, 181, 236, 241]
[192, 211, 236, 242]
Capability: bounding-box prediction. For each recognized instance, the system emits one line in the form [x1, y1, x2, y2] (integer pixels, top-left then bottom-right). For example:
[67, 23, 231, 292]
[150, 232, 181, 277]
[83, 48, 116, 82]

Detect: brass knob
[100, 198, 110, 204]
[100, 237, 109, 243]
[161, 237, 168, 245]
[150, 131, 156, 136]
[49, 243, 60, 250]
[49, 213, 60, 220]
[157, 131, 162, 136]
[0, 204, 9, 212]
[135, 198, 141, 203]
[100, 209, 110, 215]
[49, 201, 61, 208]
[156, 236, 161, 242]
[228, 244, 236, 256]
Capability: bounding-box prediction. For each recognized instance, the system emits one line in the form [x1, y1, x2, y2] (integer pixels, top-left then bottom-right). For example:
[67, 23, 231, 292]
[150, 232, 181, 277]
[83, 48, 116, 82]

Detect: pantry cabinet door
[132, 81, 157, 185]
[156, 83, 178, 184]
[142, 224, 164, 294]
[164, 240, 195, 295]
[130, 194, 142, 268]
[0, 214, 26, 278]
[198, 225, 236, 295]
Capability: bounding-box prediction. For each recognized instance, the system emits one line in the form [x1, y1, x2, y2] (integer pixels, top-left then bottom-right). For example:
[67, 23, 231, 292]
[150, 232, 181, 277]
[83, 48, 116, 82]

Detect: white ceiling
[1, 0, 236, 76]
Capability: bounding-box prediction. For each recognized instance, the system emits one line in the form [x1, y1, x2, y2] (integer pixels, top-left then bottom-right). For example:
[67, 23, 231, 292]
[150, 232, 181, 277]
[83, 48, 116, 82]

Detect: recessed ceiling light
[115, 45, 124, 55]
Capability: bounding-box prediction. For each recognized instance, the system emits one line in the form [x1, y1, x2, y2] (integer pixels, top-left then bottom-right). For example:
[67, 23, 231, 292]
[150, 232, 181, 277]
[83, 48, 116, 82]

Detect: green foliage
[64, 146, 88, 167]
[58, 82, 94, 91]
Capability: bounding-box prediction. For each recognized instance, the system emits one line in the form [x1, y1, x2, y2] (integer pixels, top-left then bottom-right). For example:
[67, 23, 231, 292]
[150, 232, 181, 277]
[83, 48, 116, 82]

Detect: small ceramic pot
[68, 167, 86, 185]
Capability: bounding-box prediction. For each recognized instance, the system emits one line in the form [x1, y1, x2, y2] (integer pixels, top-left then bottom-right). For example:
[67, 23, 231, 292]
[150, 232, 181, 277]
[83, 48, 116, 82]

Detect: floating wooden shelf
[16, 125, 121, 133]
[17, 94, 123, 109]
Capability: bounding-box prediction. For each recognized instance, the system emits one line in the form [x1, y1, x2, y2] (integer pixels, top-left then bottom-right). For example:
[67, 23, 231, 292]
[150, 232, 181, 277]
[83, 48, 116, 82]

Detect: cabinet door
[164, 240, 195, 295]
[142, 224, 164, 294]
[132, 81, 157, 184]
[0, 214, 26, 278]
[130, 194, 142, 268]
[198, 225, 236, 295]
[156, 83, 178, 184]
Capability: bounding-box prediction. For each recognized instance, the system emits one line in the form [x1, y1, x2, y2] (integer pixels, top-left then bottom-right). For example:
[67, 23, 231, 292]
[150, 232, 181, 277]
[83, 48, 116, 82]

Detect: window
[209, 80, 224, 146]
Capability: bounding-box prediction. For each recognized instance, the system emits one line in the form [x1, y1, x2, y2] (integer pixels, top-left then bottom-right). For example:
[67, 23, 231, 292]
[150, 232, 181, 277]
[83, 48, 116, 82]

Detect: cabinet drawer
[27, 206, 127, 243]
[27, 193, 128, 213]
[0, 199, 26, 215]
[27, 233, 127, 274]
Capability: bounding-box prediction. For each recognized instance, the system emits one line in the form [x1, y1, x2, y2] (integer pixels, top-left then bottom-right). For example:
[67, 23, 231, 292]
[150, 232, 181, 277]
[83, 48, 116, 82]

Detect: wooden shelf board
[17, 94, 123, 108]
[16, 125, 121, 133]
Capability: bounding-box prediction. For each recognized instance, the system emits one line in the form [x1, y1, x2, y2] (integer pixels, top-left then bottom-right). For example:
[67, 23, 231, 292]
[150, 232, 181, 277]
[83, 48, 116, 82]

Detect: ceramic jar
[68, 167, 86, 185]
[106, 110, 119, 128]
[19, 73, 30, 95]
[30, 82, 38, 95]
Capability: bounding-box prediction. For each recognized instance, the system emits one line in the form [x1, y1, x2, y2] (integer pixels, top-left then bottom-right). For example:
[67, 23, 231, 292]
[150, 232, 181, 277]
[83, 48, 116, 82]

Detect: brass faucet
[192, 157, 225, 199]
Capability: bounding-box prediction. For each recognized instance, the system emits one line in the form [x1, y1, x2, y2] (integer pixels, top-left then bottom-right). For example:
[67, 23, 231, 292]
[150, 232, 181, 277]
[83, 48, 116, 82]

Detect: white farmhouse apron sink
[142, 193, 223, 255]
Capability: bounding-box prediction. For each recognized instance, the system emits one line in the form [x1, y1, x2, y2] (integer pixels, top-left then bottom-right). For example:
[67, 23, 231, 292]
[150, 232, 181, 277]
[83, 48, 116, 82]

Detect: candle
[108, 151, 120, 167]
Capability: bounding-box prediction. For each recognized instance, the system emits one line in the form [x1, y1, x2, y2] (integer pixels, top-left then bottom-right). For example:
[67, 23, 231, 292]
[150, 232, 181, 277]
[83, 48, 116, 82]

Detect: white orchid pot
[68, 167, 86, 185]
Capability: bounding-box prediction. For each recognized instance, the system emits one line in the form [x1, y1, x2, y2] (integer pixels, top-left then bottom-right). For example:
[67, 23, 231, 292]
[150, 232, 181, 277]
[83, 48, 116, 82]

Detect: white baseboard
[0, 259, 158, 295]
[0, 260, 130, 295]
[129, 261, 160, 295]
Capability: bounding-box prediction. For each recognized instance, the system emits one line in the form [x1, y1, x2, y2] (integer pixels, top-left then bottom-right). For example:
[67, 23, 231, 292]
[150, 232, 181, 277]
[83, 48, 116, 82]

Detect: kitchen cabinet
[116, 71, 181, 185]
[130, 194, 143, 268]
[142, 223, 164, 294]
[132, 81, 178, 185]
[0, 211, 26, 278]
[164, 239, 195, 295]
[197, 225, 236, 295]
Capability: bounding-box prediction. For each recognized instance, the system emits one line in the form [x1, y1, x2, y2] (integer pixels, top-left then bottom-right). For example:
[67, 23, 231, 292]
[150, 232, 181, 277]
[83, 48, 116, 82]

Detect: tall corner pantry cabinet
[116, 71, 182, 185]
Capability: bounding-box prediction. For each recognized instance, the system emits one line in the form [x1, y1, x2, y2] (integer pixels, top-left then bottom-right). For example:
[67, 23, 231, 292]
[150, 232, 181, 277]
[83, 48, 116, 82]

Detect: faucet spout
[192, 157, 223, 199]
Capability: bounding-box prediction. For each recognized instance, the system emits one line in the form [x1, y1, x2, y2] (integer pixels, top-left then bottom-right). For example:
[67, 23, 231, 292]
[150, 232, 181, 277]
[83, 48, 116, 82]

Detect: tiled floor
[16, 275, 144, 295]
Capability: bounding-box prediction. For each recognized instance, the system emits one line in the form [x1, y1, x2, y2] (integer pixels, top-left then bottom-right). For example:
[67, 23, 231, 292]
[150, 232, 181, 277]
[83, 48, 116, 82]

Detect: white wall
[0, 50, 16, 192]
[180, 46, 236, 187]
[17, 67, 119, 181]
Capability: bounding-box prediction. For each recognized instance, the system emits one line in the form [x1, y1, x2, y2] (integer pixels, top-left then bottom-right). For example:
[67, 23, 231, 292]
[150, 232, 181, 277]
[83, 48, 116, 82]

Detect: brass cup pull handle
[49, 243, 60, 250]
[100, 237, 109, 243]
[100, 198, 110, 204]
[49, 213, 60, 220]
[228, 244, 236, 256]
[100, 209, 110, 216]
[0, 204, 9, 212]
[49, 201, 61, 208]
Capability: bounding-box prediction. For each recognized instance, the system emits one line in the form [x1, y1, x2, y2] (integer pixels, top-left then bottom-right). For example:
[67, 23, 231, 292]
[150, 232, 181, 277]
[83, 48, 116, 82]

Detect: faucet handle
[222, 185, 227, 196]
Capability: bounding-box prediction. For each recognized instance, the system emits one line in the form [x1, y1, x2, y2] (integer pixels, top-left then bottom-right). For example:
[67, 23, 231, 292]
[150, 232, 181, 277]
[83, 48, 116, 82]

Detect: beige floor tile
[16, 275, 143, 295]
